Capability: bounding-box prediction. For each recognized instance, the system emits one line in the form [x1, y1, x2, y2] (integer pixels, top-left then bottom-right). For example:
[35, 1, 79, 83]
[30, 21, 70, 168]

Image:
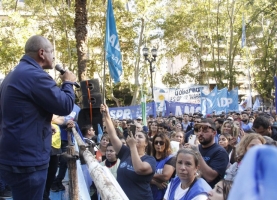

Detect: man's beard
[199, 135, 213, 146]
[241, 119, 248, 123]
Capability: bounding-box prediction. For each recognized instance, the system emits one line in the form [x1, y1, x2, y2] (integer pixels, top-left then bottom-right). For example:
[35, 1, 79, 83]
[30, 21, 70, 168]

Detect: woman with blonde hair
[235, 133, 266, 163]
[225, 133, 266, 181]
[221, 121, 240, 140]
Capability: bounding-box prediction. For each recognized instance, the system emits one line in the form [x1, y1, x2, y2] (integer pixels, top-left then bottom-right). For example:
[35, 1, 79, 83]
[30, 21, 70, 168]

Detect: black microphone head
[55, 64, 63, 72]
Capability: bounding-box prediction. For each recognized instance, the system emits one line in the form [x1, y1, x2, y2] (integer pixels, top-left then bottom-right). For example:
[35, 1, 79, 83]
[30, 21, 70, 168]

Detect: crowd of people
[0, 35, 277, 200]
[93, 106, 277, 200]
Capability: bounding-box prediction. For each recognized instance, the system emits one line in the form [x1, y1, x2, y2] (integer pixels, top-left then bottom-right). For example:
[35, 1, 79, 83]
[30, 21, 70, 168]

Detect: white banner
[154, 85, 209, 104]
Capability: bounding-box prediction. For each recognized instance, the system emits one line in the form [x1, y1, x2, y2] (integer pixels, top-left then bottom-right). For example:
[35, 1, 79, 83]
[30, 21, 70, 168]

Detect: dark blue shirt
[117, 145, 156, 200]
[199, 143, 229, 188]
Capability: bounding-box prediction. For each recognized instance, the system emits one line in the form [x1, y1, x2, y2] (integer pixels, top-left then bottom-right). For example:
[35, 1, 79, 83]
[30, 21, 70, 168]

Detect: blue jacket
[0, 55, 75, 167]
[167, 177, 211, 200]
[151, 155, 174, 200]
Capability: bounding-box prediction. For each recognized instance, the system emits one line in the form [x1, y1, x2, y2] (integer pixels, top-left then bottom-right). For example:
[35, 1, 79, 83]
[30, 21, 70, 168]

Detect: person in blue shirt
[101, 104, 156, 200]
[0, 35, 76, 200]
[241, 111, 253, 132]
[184, 118, 229, 188]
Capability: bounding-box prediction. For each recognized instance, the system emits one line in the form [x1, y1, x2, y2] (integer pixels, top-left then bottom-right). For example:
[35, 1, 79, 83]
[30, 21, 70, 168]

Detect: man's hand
[67, 120, 75, 128]
[184, 143, 199, 152]
[60, 70, 77, 83]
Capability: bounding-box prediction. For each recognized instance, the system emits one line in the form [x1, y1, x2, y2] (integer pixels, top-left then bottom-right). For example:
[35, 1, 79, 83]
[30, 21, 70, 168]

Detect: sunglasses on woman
[194, 125, 215, 133]
[154, 141, 165, 145]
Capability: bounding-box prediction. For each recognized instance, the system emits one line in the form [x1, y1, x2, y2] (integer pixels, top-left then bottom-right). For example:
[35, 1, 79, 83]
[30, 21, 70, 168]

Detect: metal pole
[149, 61, 154, 100]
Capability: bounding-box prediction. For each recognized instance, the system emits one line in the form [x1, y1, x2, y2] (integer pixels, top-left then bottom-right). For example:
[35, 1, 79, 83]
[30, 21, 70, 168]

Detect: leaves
[0, 0, 277, 105]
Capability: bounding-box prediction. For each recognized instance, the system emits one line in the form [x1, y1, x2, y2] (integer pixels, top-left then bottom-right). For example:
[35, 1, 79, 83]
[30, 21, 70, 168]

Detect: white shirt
[164, 182, 208, 200]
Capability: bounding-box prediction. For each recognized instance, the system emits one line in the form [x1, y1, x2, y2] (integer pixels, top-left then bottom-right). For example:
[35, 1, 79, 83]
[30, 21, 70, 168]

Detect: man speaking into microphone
[0, 35, 77, 200]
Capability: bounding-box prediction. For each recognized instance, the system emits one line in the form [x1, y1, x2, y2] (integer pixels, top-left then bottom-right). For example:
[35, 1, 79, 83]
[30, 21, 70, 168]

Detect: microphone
[55, 64, 80, 88]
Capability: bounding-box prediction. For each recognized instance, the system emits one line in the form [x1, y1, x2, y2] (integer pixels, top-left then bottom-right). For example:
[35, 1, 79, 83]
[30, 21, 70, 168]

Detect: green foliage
[0, 0, 277, 105]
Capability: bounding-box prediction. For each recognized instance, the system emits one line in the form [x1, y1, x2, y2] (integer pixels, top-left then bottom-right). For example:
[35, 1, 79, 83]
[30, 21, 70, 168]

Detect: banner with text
[109, 101, 201, 119]
[201, 87, 239, 115]
[109, 102, 156, 120]
[164, 101, 201, 116]
[154, 85, 209, 104]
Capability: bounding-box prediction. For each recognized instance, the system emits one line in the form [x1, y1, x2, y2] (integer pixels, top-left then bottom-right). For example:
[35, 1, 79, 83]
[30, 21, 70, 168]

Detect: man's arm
[197, 153, 220, 182]
[31, 72, 75, 116]
[184, 144, 229, 183]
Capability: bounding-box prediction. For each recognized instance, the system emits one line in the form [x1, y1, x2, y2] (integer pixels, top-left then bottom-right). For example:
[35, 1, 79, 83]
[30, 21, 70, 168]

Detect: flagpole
[242, 14, 252, 109]
[102, 1, 108, 105]
[103, 52, 106, 104]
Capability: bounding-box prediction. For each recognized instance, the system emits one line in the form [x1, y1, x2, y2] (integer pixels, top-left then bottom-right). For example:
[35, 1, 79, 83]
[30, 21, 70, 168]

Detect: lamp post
[142, 47, 157, 100]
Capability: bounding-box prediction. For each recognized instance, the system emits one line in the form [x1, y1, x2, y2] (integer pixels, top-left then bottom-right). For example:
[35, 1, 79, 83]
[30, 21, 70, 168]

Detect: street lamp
[142, 47, 157, 99]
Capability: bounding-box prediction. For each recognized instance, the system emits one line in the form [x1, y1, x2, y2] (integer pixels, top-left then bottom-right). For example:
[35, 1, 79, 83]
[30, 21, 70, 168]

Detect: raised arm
[100, 104, 122, 154]
[127, 133, 154, 175]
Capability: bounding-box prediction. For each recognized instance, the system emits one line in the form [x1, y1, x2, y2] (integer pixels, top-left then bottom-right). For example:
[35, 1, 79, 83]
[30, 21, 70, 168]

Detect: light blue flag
[241, 15, 246, 48]
[227, 87, 239, 112]
[97, 124, 103, 143]
[105, 0, 123, 83]
[201, 86, 217, 115]
[213, 87, 228, 114]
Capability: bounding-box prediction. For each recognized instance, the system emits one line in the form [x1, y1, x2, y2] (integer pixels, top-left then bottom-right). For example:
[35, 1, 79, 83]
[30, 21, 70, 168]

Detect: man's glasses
[154, 141, 165, 145]
[194, 125, 215, 133]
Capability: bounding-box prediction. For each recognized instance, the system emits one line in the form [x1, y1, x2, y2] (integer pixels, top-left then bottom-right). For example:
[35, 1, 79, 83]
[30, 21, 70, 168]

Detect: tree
[248, 0, 277, 104]
[159, 0, 251, 90]
[75, 0, 88, 81]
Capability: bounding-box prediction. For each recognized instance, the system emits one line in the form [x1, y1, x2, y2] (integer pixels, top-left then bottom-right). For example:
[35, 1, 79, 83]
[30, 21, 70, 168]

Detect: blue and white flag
[228, 87, 239, 111]
[201, 87, 239, 114]
[215, 87, 228, 113]
[201, 86, 217, 116]
[105, 0, 122, 83]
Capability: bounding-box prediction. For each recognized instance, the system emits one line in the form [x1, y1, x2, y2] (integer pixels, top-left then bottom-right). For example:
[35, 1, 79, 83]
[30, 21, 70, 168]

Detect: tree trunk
[227, 0, 236, 90]
[131, 18, 144, 105]
[75, 0, 88, 81]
